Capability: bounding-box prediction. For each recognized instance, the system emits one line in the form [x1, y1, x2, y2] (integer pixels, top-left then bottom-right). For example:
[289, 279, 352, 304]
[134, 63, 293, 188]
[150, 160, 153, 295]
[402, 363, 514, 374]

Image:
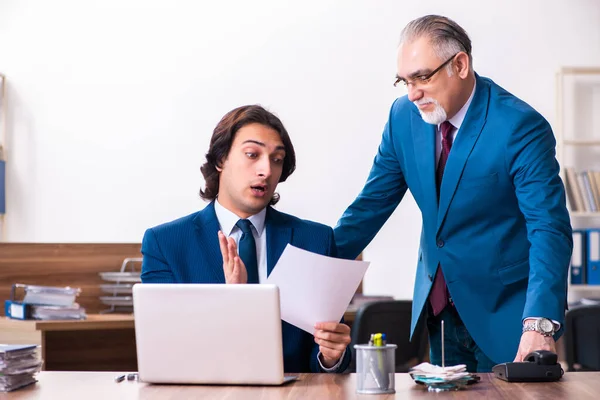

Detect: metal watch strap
[523, 318, 554, 336]
[522, 322, 538, 334]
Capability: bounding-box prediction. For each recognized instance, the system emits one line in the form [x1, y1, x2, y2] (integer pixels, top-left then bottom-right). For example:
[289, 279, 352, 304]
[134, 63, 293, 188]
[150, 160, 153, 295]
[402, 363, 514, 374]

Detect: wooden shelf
[569, 284, 600, 291]
[563, 140, 600, 146]
[570, 211, 600, 217]
[560, 67, 600, 75]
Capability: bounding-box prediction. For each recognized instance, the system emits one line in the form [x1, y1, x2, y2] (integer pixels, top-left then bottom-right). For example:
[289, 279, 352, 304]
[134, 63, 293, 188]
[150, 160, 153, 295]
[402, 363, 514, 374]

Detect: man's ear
[215, 158, 224, 172]
[455, 52, 470, 79]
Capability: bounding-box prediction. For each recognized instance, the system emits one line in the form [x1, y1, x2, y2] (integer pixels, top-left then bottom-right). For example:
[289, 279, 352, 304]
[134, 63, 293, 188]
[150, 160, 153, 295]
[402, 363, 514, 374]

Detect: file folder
[570, 230, 586, 284]
[586, 229, 600, 285]
[4, 300, 31, 320]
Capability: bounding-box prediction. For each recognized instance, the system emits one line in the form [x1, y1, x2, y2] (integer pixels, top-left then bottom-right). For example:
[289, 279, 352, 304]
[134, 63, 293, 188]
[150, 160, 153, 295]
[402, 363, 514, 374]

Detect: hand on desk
[314, 322, 351, 368]
[218, 231, 247, 284]
[513, 331, 556, 362]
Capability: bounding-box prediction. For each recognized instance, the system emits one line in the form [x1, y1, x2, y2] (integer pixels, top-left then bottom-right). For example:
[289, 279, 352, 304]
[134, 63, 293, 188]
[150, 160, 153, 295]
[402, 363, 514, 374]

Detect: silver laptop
[133, 283, 296, 385]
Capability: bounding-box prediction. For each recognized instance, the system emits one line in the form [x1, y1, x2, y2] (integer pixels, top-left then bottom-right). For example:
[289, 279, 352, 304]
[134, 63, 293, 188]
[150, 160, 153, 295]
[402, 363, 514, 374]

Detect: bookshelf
[563, 140, 600, 146]
[556, 67, 600, 302]
[0, 73, 5, 241]
[570, 212, 600, 218]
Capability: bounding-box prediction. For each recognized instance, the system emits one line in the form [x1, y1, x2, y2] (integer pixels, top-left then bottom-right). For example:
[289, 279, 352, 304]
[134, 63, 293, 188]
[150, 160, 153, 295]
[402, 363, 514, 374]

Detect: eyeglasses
[394, 53, 458, 88]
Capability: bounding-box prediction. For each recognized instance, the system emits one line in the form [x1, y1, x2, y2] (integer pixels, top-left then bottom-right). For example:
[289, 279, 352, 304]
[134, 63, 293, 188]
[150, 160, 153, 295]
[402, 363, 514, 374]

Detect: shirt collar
[447, 80, 476, 130]
[214, 199, 266, 237]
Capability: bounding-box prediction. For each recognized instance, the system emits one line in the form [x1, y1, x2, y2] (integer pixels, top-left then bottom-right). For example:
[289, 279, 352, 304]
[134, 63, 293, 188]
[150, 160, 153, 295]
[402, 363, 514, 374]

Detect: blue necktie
[236, 219, 259, 284]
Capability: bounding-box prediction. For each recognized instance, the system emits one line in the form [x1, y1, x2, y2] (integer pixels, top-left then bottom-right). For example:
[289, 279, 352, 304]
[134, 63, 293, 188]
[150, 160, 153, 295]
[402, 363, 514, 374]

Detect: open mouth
[250, 185, 267, 196]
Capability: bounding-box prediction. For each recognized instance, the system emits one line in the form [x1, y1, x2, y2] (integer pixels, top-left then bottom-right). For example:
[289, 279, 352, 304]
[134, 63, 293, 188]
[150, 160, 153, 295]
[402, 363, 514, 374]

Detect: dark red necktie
[429, 121, 454, 316]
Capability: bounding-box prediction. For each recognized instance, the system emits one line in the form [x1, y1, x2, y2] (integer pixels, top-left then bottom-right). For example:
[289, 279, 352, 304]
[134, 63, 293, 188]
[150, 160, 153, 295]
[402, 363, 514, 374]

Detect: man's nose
[257, 158, 272, 178]
[407, 84, 424, 102]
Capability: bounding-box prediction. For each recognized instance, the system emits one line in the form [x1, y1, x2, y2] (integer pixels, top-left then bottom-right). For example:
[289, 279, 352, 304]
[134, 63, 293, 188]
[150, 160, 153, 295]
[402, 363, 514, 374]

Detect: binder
[4, 284, 86, 320]
[4, 300, 31, 320]
[570, 230, 586, 284]
[586, 229, 600, 285]
[4, 299, 85, 320]
[581, 173, 597, 212]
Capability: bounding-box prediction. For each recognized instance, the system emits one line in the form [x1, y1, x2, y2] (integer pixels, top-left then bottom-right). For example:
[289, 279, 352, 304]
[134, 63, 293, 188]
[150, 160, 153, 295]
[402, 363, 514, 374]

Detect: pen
[370, 332, 390, 390]
[441, 320, 445, 369]
[127, 373, 138, 381]
[367, 333, 382, 389]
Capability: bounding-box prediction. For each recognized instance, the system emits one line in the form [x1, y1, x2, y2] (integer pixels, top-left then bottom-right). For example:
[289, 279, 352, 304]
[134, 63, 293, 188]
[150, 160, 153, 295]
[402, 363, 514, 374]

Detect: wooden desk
[0, 310, 357, 372]
[5, 372, 600, 399]
[0, 315, 136, 371]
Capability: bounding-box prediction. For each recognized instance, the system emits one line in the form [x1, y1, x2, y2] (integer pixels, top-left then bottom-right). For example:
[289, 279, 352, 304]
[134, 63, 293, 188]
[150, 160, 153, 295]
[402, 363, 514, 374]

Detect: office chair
[565, 305, 600, 371]
[349, 300, 428, 373]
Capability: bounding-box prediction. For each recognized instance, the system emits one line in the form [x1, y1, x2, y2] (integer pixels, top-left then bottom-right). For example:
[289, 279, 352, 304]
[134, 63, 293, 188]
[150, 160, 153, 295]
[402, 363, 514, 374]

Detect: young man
[141, 105, 351, 373]
[334, 15, 572, 372]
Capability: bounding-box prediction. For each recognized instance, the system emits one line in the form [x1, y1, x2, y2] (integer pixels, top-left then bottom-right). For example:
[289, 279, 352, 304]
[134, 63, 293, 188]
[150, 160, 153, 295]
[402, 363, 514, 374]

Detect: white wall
[1, 0, 599, 298]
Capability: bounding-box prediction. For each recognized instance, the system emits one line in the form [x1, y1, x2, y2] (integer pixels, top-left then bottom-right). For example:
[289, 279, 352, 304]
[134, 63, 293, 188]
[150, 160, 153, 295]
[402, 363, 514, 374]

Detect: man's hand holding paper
[314, 321, 352, 368]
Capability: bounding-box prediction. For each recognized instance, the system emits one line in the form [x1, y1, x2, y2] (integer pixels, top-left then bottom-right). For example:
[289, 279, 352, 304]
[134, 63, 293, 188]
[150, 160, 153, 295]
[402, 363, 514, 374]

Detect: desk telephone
[493, 350, 564, 382]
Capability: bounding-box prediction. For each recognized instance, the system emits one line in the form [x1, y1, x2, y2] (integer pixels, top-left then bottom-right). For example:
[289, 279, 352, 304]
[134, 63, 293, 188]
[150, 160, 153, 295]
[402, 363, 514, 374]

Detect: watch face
[539, 319, 554, 333]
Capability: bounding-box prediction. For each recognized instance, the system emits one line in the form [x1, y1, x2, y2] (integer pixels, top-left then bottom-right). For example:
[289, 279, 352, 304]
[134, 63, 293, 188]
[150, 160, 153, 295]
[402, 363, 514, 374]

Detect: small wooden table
[0, 315, 136, 371]
[5, 371, 600, 399]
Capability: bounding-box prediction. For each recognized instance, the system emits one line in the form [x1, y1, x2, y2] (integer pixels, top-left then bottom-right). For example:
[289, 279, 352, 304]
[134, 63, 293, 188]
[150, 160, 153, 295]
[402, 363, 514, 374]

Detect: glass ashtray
[411, 374, 480, 392]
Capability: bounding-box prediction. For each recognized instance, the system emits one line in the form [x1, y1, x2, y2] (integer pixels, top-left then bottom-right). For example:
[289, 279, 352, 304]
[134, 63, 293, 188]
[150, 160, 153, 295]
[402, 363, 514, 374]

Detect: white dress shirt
[435, 81, 476, 166]
[214, 199, 344, 371]
[214, 199, 268, 282]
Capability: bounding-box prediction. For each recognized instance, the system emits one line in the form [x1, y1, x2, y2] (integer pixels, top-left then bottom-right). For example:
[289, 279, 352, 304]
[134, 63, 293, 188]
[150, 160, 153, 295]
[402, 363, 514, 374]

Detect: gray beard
[414, 100, 448, 125]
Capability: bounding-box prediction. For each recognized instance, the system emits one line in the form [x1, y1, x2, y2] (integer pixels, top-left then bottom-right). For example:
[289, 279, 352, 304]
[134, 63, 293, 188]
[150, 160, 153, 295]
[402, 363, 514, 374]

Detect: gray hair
[399, 15, 473, 74]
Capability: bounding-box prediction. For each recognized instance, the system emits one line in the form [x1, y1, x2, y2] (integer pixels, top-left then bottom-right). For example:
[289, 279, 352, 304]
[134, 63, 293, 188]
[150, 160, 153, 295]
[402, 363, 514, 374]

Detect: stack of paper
[5, 284, 86, 320]
[0, 344, 43, 392]
[409, 362, 478, 389]
[30, 303, 86, 320]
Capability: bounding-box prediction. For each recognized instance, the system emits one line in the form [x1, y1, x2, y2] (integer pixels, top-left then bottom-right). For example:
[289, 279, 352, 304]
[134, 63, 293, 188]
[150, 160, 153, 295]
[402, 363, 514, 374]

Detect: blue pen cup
[354, 344, 397, 394]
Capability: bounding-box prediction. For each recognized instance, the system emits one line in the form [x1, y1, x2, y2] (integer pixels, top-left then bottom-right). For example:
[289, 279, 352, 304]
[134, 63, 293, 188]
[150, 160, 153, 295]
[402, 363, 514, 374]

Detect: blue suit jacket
[334, 74, 572, 363]
[141, 201, 351, 373]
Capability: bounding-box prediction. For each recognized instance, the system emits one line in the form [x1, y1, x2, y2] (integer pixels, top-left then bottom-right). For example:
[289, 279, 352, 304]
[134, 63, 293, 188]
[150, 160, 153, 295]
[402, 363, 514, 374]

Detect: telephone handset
[493, 350, 564, 382]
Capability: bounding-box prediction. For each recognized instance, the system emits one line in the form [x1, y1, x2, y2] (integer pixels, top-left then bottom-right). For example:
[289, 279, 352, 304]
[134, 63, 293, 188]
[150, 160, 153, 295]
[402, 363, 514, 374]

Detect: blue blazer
[141, 201, 351, 373]
[334, 74, 572, 363]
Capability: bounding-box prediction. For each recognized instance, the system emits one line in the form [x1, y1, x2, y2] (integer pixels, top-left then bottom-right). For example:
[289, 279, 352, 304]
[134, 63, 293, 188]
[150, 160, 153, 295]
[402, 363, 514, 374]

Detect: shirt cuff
[318, 349, 346, 372]
[523, 317, 561, 330]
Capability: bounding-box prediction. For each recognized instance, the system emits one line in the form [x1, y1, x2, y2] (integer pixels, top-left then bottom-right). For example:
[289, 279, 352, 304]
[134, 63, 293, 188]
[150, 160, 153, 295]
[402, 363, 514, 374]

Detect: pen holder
[354, 344, 397, 394]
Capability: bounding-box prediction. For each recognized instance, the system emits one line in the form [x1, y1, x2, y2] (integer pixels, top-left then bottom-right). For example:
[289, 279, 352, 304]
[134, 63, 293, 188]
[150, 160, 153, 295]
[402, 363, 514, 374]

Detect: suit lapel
[192, 201, 226, 283]
[413, 111, 438, 212]
[436, 76, 489, 232]
[265, 207, 292, 277]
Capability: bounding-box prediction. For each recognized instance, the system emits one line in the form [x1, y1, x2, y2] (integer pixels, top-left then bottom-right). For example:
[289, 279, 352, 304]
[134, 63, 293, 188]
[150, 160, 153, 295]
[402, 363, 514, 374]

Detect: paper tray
[99, 284, 134, 294]
[99, 296, 133, 306]
[98, 272, 141, 283]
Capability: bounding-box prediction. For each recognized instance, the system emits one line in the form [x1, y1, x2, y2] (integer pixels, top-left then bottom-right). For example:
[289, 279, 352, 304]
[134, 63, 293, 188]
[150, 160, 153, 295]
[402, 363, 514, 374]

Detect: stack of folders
[0, 344, 43, 392]
[4, 284, 86, 320]
[570, 229, 600, 286]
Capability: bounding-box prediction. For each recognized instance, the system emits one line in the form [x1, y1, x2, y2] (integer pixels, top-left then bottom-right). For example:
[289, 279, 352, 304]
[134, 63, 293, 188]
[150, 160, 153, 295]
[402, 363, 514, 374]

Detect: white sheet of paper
[266, 244, 370, 334]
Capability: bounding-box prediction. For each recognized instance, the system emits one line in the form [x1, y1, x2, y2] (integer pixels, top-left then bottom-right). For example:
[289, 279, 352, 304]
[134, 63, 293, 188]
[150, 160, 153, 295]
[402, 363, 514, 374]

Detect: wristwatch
[522, 318, 555, 337]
